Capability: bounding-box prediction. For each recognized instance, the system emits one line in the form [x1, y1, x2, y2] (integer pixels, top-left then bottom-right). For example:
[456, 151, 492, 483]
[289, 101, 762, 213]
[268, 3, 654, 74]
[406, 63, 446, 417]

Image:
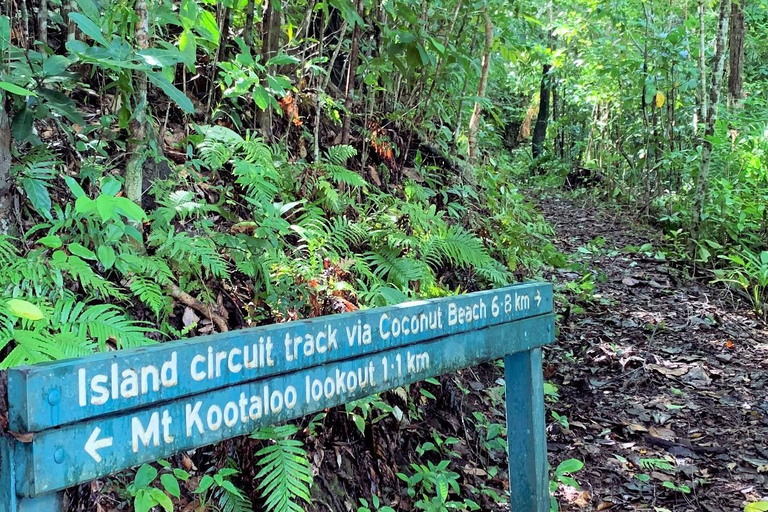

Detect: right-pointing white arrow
[535, 289, 542, 307]
[85, 427, 113, 463]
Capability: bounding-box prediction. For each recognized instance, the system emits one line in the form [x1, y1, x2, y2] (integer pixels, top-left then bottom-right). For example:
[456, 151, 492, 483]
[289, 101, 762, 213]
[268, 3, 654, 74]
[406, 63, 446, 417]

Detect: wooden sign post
[0, 282, 554, 512]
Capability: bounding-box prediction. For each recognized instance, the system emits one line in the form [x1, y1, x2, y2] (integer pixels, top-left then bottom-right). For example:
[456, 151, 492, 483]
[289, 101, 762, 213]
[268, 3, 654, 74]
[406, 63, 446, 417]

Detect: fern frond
[152, 231, 229, 280]
[198, 125, 244, 171]
[0, 329, 78, 368]
[234, 160, 280, 200]
[364, 248, 432, 287]
[0, 236, 19, 267]
[51, 255, 125, 300]
[326, 145, 357, 164]
[129, 276, 169, 318]
[326, 217, 368, 253]
[217, 485, 255, 512]
[324, 164, 367, 189]
[423, 225, 492, 271]
[239, 136, 274, 166]
[475, 261, 512, 286]
[252, 424, 313, 512]
[62, 303, 155, 350]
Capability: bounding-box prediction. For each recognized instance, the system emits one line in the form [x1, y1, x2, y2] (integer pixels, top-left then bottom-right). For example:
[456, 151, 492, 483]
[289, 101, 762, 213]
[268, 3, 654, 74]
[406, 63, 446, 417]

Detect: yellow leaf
[655, 91, 666, 108]
[746, 502, 768, 512]
[5, 299, 45, 321]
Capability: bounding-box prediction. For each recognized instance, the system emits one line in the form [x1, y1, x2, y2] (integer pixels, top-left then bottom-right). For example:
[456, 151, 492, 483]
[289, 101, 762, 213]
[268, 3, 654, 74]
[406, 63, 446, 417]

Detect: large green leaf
[0, 15, 10, 52]
[5, 299, 45, 321]
[11, 108, 34, 141]
[196, 9, 220, 44]
[68, 13, 109, 47]
[147, 71, 194, 113]
[0, 82, 36, 97]
[75, 0, 101, 21]
[21, 177, 52, 219]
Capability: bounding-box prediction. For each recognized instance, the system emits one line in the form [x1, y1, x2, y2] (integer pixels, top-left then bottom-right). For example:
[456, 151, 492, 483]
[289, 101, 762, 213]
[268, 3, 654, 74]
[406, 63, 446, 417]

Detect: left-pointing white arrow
[85, 427, 113, 463]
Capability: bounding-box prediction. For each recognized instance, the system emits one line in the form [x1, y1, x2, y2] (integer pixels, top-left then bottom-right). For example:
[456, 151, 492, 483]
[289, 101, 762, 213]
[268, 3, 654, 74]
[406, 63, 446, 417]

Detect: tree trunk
[341, 0, 363, 147]
[0, 93, 15, 235]
[217, 6, 231, 65]
[125, 0, 150, 206]
[244, 0, 256, 47]
[451, 31, 477, 154]
[531, 64, 551, 160]
[67, 0, 78, 40]
[467, 8, 493, 164]
[258, 0, 281, 139]
[38, 0, 48, 47]
[728, 0, 745, 107]
[552, 75, 561, 158]
[696, 0, 707, 133]
[692, 0, 731, 241]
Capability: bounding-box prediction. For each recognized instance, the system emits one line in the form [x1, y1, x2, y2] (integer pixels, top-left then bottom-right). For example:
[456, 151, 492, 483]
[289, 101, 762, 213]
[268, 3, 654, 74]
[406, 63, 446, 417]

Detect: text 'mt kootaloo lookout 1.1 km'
[1, 282, 554, 512]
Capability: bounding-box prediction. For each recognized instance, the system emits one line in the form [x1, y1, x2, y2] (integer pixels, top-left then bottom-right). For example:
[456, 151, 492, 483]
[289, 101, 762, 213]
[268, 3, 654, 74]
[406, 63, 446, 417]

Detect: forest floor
[540, 193, 768, 512]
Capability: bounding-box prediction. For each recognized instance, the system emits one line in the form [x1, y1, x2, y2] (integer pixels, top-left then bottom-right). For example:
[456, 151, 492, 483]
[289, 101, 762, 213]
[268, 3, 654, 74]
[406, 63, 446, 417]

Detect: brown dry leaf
[649, 426, 676, 441]
[622, 276, 640, 286]
[462, 467, 488, 476]
[402, 167, 425, 183]
[181, 454, 197, 471]
[574, 491, 591, 508]
[626, 423, 649, 434]
[597, 502, 614, 511]
[368, 165, 382, 186]
[647, 363, 689, 377]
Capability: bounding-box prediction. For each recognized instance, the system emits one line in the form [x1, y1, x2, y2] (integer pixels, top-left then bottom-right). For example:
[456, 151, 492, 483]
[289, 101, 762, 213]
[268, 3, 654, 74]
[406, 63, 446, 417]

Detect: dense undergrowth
[2, 0, 766, 508]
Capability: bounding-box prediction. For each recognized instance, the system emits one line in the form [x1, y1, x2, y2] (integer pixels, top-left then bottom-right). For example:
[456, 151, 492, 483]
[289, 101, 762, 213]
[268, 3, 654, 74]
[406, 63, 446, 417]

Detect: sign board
[1, 283, 554, 512]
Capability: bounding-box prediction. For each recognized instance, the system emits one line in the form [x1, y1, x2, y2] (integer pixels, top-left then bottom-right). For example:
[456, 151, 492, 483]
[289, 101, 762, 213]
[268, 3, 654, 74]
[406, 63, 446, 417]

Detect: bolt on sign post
[0, 282, 554, 512]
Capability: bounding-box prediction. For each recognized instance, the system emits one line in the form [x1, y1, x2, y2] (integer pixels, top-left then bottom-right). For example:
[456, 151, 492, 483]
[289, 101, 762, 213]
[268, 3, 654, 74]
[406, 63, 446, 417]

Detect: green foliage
[196, 464, 253, 512]
[127, 462, 190, 512]
[397, 460, 479, 512]
[251, 424, 313, 512]
[714, 249, 768, 318]
[549, 459, 584, 512]
[358, 495, 396, 512]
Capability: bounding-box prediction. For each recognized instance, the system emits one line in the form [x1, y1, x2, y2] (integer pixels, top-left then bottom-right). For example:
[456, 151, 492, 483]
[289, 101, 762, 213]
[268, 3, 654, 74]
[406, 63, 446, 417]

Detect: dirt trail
[540, 195, 768, 512]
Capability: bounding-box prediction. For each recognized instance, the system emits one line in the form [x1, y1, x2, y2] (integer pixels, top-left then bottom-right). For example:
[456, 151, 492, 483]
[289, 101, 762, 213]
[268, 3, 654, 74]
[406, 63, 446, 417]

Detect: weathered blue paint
[14, 314, 554, 496]
[505, 348, 550, 512]
[0, 438, 19, 512]
[8, 283, 552, 432]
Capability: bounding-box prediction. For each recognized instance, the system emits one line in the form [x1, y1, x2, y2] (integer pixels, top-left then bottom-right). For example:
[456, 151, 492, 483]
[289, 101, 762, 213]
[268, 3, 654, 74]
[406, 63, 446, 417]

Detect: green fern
[364, 248, 432, 288]
[198, 125, 243, 171]
[129, 276, 169, 318]
[326, 145, 357, 164]
[55, 301, 155, 351]
[12, 146, 60, 220]
[0, 236, 19, 266]
[324, 164, 367, 189]
[150, 230, 229, 280]
[216, 480, 255, 512]
[425, 225, 493, 269]
[0, 299, 154, 368]
[475, 260, 512, 286]
[49, 254, 125, 300]
[252, 424, 313, 512]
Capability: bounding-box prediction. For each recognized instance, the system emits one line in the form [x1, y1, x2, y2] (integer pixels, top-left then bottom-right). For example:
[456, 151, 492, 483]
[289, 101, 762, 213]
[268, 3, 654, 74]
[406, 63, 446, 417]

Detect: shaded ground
[541, 195, 768, 512]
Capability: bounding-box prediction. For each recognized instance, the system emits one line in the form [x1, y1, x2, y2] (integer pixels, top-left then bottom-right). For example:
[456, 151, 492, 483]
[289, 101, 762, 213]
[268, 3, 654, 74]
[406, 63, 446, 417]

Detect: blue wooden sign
[0, 283, 554, 512]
